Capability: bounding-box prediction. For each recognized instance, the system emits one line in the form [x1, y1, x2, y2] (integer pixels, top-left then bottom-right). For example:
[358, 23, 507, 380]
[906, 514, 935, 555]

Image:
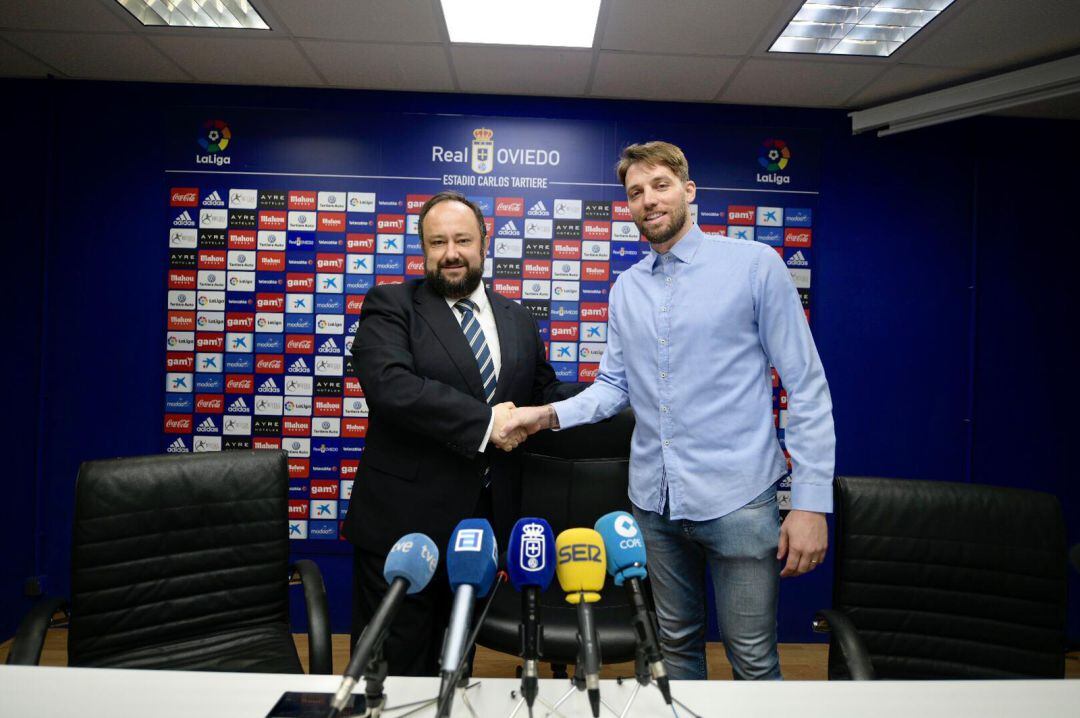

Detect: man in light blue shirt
[501, 141, 835, 680]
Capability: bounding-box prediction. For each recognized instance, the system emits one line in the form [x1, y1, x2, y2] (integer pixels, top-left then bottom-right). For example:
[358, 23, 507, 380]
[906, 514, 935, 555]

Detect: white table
[1, 665, 1077, 717]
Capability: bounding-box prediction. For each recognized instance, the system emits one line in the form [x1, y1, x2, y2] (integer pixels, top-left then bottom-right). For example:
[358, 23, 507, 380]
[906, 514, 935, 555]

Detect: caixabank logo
[196, 119, 232, 167]
[756, 138, 790, 187]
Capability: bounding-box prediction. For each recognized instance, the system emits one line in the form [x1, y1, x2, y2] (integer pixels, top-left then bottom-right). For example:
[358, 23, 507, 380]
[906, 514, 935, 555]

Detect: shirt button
[659, 339, 667, 345]
[665, 277, 672, 285]
[661, 405, 669, 413]
[664, 440, 671, 447]
[660, 372, 667, 379]
[660, 306, 667, 312]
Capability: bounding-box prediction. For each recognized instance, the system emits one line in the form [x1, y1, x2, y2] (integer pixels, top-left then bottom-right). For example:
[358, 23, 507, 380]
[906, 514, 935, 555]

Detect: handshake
[490, 403, 559, 452]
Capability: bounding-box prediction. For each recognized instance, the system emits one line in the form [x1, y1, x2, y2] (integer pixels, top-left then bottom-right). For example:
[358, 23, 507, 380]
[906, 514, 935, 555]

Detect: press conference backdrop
[161, 110, 820, 543]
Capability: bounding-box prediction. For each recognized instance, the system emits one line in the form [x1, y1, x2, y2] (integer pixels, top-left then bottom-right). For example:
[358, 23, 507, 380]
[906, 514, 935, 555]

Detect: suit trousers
[351, 483, 494, 676]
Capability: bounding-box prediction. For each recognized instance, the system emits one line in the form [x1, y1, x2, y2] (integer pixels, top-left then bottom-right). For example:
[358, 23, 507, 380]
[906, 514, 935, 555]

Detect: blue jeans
[633, 484, 782, 680]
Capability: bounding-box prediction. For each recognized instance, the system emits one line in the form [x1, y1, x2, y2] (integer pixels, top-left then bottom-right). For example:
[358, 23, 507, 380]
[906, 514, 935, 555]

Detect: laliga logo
[756, 138, 791, 186]
[196, 119, 232, 167]
[520, 522, 547, 571]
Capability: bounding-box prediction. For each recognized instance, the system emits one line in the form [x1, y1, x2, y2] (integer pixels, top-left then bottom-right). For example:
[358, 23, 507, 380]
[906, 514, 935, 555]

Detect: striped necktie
[454, 298, 497, 404]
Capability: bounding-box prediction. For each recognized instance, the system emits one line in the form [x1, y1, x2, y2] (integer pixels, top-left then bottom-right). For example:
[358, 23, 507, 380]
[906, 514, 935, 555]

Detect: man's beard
[637, 202, 689, 245]
[427, 261, 483, 299]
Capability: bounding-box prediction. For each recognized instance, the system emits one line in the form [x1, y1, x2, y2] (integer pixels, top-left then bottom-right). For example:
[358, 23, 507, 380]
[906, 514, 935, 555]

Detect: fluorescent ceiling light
[850, 54, 1080, 136]
[770, 0, 955, 57]
[116, 0, 270, 29]
[441, 0, 601, 48]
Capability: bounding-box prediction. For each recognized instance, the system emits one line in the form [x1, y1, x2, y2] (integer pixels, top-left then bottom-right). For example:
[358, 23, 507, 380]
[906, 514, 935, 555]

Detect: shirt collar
[649, 223, 705, 272]
[444, 281, 489, 315]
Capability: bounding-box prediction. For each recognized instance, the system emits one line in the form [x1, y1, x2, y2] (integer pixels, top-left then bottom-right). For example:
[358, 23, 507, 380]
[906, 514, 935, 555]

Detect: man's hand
[491, 402, 527, 451]
[777, 510, 828, 577]
[499, 405, 555, 441]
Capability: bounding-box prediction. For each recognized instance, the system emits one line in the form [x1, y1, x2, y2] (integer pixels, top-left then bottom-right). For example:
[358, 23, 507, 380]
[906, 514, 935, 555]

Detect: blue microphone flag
[383, 532, 440, 595]
[507, 517, 556, 591]
[446, 518, 498, 597]
[594, 511, 647, 586]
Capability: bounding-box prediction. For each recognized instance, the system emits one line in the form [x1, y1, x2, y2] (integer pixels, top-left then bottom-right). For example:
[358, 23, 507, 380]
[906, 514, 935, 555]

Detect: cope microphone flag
[437, 518, 498, 718]
[328, 533, 438, 717]
[555, 527, 606, 718]
[595, 511, 672, 706]
[508, 518, 556, 714]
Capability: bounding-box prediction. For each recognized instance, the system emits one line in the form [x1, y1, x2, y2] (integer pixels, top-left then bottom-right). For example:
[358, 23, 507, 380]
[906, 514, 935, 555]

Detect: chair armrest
[6, 596, 69, 665]
[812, 609, 875, 680]
[290, 560, 332, 675]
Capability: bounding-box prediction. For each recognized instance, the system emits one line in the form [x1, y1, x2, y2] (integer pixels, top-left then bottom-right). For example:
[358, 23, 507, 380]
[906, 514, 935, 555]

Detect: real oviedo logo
[756, 138, 790, 187]
[197, 119, 232, 167]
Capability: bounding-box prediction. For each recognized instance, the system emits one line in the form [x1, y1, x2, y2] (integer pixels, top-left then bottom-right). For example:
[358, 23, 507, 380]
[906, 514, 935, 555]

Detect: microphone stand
[434, 572, 507, 718]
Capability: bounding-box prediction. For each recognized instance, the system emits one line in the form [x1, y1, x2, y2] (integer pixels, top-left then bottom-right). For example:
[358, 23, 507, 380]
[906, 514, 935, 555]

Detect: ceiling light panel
[441, 0, 601, 48]
[770, 0, 954, 57]
[116, 0, 270, 30]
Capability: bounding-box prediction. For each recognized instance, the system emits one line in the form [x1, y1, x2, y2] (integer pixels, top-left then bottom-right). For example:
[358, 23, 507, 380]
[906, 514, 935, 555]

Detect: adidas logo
[166, 437, 189, 453]
[196, 417, 218, 432]
[527, 201, 549, 217]
[173, 210, 195, 227]
[786, 250, 809, 267]
[228, 396, 249, 413]
[319, 337, 340, 354]
[258, 377, 280, 393]
[288, 357, 310, 373]
[202, 191, 224, 207]
[498, 221, 521, 237]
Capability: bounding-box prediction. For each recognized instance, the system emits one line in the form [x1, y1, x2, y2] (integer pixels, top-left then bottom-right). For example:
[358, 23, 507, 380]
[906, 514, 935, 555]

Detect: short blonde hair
[616, 141, 689, 186]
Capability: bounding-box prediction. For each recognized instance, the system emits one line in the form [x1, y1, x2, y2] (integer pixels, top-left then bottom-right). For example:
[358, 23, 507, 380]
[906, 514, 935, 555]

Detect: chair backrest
[519, 408, 636, 535]
[69, 450, 294, 669]
[832, 476, 1067, 679]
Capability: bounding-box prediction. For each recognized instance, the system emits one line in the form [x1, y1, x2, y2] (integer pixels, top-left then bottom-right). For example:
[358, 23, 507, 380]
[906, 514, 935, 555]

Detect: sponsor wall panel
[166, 113, 819, 542]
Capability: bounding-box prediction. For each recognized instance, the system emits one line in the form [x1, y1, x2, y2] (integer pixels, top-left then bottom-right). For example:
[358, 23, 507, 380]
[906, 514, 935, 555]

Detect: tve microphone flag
[508, 517, 556, 713]
[595, 511, 671, 705]
[328, 533, 439, 717]
[555, 527, 606, 718]
[438, 518, 498, 717]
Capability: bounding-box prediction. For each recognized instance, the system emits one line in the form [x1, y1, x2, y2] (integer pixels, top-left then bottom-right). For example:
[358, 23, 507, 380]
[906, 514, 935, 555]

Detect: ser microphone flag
[555, 527, 606, 718]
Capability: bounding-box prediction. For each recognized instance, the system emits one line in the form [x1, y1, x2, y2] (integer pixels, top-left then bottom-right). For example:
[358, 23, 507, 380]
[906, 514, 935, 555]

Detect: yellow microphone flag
[555, 528, 606, 604]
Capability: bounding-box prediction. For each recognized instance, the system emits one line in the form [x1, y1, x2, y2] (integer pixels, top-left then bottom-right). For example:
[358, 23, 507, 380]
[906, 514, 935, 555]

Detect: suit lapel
[488, 288, 519, 404]
[414, 281, 486, 401]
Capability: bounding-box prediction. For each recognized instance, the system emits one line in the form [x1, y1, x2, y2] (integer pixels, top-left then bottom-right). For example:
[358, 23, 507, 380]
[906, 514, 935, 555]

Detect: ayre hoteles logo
[196, 119, 232, 167]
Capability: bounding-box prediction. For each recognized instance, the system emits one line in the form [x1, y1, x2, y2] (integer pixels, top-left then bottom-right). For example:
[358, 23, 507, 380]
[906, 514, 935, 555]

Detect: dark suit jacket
[344, 279, 578, 556]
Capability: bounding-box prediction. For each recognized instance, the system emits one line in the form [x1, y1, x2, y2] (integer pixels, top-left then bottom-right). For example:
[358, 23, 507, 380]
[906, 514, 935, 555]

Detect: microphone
[507, 518, 556, 713]
[328, 533, 439, 717]
[437, 518, 498, 717]
[595, 511, 671, 705]
[555, 528, 606, 718]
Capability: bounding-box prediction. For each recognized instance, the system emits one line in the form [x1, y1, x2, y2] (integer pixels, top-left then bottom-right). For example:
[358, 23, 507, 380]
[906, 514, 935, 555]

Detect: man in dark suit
[344, 191, 578, 675]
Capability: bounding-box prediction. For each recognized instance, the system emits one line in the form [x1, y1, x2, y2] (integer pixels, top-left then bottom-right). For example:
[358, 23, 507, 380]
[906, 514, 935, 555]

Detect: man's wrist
[546, 405, 560, 430]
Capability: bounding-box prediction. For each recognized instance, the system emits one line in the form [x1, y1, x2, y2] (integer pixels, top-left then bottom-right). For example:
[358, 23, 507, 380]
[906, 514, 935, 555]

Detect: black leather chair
[7, 450, 332, 674]
[479, 408, 644, 676]
[815, 476, 1068, 679]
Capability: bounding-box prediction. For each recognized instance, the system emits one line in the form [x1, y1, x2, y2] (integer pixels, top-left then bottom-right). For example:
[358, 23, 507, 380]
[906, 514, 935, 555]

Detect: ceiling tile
[0, 36, 57, 77]
[899, 0, 1080, 70]
[452, 46, 592, 96]
[263, 0, 442, 42]
[847, 64, 976, 107]
[2, 31, 189, 82]
[151, 36, 322, 86]
[719, 58, 882, 108]
[591, 52, 740, 102]
[0, 0, 132, 32]
[601, 0, 788, 56]
[299, 40, 453, 91]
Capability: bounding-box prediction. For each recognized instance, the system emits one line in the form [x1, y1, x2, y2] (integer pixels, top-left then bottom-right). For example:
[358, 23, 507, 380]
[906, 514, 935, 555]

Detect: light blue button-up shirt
[552, 224, 835, 520]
